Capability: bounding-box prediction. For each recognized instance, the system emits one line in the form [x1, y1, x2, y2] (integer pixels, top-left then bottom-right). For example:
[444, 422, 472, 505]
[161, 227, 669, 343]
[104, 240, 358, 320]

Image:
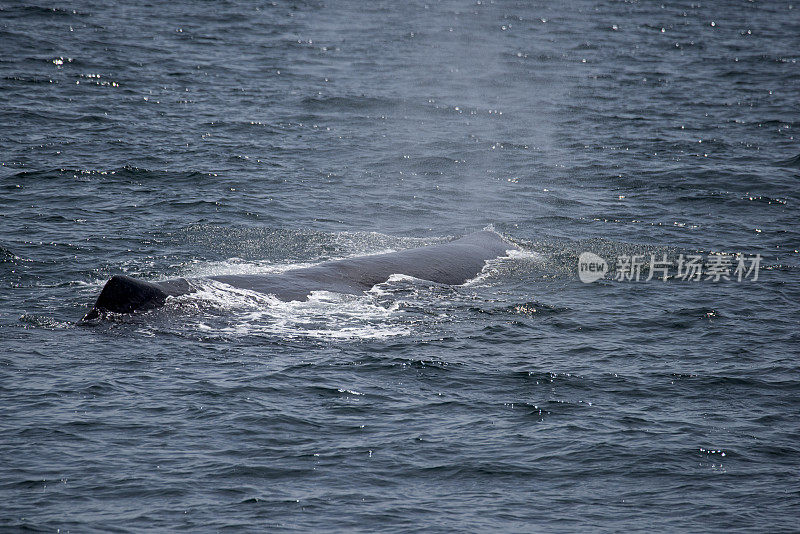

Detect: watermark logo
[578, 252, 609, 283]
[578, 252, 761, 283]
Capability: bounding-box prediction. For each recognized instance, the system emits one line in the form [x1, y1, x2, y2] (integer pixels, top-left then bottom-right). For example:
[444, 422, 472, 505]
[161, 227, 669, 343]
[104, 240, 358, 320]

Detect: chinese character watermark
[578, 252, 761, 283]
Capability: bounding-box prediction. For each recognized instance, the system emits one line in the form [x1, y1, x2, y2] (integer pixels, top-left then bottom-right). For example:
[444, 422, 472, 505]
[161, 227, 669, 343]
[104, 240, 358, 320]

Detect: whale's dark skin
[83, 231, 517, 320]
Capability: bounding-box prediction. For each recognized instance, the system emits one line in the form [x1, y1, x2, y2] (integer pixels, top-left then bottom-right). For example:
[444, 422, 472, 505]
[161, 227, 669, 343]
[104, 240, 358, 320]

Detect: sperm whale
[82, 230, 517, 320]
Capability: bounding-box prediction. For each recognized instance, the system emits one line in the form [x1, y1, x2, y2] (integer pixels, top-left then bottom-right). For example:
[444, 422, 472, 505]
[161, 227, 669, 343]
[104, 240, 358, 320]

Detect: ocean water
[1, 0, 799, 531]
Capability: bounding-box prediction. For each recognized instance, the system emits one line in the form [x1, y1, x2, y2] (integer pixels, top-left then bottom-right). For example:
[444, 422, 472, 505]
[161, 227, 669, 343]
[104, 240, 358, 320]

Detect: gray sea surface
[1, 0, 799, 531]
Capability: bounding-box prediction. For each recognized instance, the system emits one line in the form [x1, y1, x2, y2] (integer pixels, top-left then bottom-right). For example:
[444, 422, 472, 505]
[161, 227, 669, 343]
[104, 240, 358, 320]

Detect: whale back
[210, 230, 516, 298]
[83, 231, 516, 319]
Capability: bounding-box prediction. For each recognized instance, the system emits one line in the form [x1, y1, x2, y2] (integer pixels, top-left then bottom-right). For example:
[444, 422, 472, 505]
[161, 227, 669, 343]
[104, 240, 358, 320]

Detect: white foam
[180, 248, 401, 279]
[504, 248, 546, 261]
[169, 280, 409, 341]
[181, 258, 315, 278]
[463, 248, 544, 286]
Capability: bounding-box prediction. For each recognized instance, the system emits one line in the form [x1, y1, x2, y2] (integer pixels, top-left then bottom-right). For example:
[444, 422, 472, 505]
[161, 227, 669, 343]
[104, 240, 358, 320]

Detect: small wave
[3, 74, 58, 85]
[6, 166, 218, 184]
[300, 95, 400, 112]
[775, 153, 800, 168]
[18, 314, 72, 329]
[0, 246, 23, 262]
[677, 190, 788, 206]
[0, 5, 86, 18]
[476, 300, 570, 317]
